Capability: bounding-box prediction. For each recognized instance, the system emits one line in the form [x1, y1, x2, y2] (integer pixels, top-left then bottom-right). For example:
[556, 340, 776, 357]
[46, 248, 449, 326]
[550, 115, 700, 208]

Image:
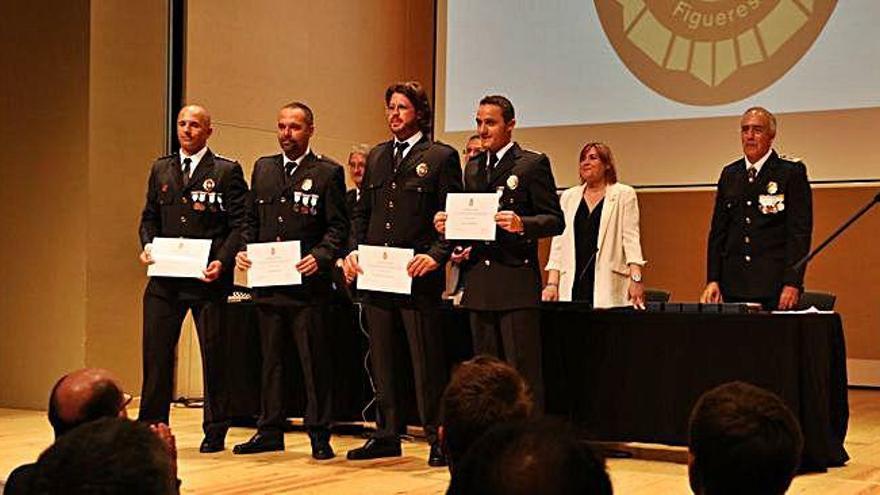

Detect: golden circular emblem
[416, 163, 429, 177]
[301, 178, 313, 191]
[595, 0, 837, 105]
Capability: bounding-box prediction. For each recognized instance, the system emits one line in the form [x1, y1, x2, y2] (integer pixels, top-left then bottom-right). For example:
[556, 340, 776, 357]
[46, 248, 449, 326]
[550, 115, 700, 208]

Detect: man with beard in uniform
[232, 102, 347, 460]
[138, 104, 248, 453]
[701, 107, 812, 310]
[343, 81, 462, 466]
[434, 95, 564, 411]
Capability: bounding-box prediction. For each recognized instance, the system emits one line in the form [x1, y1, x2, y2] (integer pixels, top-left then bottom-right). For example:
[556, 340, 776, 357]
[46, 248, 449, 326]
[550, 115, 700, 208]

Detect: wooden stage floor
[3, 389, 880, 494]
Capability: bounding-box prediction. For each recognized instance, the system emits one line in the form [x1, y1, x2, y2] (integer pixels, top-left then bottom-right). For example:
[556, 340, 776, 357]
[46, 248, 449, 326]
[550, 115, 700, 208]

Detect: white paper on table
[444, 192, 501, 241]
[147, 237, 212, 278]
[246, 241, 302, 288]
[357, 245, 414, 295]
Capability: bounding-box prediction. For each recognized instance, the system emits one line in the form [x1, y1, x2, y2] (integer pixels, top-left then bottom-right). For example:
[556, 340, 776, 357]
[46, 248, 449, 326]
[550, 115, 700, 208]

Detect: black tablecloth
[222, 302, 848, 471]
[540, 308, 849, 471]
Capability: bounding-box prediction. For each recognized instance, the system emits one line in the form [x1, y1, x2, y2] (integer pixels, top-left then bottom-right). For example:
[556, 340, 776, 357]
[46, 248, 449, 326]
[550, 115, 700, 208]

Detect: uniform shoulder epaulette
[778, 153, 802, 163]
[213, 153, 238, 163]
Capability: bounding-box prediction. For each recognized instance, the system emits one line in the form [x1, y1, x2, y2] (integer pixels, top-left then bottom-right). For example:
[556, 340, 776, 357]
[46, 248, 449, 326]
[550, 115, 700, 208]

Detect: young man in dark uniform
[435, 95, 564, 411]
[343, 81, 462, 466]
[232, 102, 347, 460]
[701, 107, 813, 310]
[138, 104, 248, 453]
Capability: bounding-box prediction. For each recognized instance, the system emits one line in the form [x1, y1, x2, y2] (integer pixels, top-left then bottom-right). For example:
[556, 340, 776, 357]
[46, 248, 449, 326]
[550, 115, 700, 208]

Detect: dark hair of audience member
[31, 417, 175, 495]
[448, 419, 613, 495]
[47, 376, 123, 438]
[384, 80, 432, 136]
[688, 381, 803, 495]
[479, 94, 515, 123]
[441, 354, 533, 469]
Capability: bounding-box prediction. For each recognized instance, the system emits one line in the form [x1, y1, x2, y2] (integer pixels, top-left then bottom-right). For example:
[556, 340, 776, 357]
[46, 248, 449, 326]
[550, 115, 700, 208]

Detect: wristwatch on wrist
[630, 272, 642, 283]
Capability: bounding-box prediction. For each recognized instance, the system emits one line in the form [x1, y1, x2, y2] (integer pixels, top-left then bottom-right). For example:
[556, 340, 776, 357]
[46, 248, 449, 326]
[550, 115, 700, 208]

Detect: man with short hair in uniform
[232, 102, 347, 460]
[701, 106, 812, 310]
[343, 81, 462, 466]
[138, 104, 248, 453]
[434, 95, 564, 411]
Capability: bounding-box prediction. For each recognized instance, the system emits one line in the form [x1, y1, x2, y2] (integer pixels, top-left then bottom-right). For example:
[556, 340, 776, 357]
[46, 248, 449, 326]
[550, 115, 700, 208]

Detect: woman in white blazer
[542, 142, 646, 308]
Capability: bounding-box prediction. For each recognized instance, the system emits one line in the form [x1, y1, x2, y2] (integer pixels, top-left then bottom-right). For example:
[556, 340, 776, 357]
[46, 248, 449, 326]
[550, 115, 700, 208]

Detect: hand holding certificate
[147, 237, 212, 278]
[357, 245, 414, 295]
[445, 192, 501, 241]
[245, 241, 302, 288]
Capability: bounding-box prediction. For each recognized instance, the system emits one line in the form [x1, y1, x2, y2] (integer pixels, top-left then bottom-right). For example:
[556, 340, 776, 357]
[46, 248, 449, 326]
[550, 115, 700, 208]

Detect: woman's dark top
[572, 197, 603, 304]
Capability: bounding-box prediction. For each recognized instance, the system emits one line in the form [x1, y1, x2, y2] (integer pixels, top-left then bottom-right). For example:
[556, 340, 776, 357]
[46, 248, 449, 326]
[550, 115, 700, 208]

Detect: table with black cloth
[540, 306, 849, 472]
[221, 300, 848, 471]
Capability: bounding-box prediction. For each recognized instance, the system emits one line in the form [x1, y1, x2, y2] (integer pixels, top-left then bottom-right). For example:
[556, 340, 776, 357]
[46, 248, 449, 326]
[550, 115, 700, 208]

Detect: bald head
[177, 104, 213, 155]
[48, 368, 126, 438]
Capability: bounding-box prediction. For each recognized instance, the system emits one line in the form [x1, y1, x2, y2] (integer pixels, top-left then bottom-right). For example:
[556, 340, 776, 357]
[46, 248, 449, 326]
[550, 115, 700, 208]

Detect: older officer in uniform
[232, 102, 347, 459]
[343, 81, 462, 465]
[701, 107, 812, 310]
[345, 144, 369, 218]
[435, 95, 564, 411]
[138, 104, 248, 452]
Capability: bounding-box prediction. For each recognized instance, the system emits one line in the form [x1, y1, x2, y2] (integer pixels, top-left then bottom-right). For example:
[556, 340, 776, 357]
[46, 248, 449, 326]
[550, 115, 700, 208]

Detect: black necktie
[182, 157, 192, 186]
[394, 141, 409, 170]
[285, 160, 296, 177]
[486, 152, 498, 182]
[747, 166, 757, 183]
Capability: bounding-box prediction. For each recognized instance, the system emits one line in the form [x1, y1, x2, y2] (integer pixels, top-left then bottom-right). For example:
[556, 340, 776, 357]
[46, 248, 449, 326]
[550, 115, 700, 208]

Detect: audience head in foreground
[31, 417, 176, 495]
[448, 419, 613, 495]
[47, 367, 129, 438]
[440, 355, 534, 471]
[688, 381, 803, 495]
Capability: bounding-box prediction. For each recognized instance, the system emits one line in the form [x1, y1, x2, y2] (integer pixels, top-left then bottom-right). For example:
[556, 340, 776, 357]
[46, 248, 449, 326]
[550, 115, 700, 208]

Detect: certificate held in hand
[357, 245, 414, 295]
[245, 241, 302, 288]
[147, 237, 212, 278]
[445, 192, 500, 241]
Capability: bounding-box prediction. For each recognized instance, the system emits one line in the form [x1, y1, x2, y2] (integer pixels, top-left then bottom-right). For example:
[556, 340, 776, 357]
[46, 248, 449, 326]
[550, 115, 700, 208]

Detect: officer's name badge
[759, 194, 785, 214]
[506, 175, 519, 190]
[416, 163, 429, 177]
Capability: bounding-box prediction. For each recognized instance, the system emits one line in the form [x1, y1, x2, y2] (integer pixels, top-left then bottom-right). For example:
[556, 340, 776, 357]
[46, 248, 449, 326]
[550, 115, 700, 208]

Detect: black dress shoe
[199, 436, 225, 454]
[346, 437, 402, 460]
[233, 433, 284, 455]
[311, 438, 336, 460]
[428, 442, 447, 467]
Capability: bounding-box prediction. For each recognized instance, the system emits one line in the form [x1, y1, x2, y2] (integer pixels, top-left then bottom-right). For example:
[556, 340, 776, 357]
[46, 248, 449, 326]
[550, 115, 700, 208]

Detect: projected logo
[595, 0, 837, 105]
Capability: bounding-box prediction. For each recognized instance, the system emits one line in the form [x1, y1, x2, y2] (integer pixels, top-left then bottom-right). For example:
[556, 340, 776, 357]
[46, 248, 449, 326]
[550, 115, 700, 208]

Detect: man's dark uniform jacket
[459, 143, 565, 310]
[345, 188, 360, 218]
[706, 150, 813, 301]
[246, 151, 349, 305]
[139, 149, 248, 298]
[350, 136, 463, 306]
[137, 149, 248, 432]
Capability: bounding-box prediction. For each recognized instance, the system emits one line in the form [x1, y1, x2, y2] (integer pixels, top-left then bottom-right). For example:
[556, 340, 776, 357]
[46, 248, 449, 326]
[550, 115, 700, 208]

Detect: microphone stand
[792, 191, 880, 272]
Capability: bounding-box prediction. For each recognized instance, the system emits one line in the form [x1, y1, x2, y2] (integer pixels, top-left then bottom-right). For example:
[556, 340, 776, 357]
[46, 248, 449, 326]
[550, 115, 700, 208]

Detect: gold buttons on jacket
[745, 255, 751, 262]
[385, 222, 391, 230]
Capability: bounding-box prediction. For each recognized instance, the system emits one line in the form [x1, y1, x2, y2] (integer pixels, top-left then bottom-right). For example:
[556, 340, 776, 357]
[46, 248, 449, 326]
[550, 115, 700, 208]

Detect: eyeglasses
[120, 392, 133, 412]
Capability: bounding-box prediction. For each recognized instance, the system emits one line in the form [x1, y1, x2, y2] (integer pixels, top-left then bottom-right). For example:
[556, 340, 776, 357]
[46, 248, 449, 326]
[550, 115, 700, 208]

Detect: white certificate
[246, 241, 302, 288]
[357, 245, 413, 295]
[147, 237, 212, 278]
[445, 192, 500, 241]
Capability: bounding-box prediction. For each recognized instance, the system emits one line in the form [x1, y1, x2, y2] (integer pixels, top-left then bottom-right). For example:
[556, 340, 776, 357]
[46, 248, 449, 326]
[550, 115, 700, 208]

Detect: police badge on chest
[190, 178, 224, 212]
[758, 181, 784, 214]
[292, 179, 319, 216]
